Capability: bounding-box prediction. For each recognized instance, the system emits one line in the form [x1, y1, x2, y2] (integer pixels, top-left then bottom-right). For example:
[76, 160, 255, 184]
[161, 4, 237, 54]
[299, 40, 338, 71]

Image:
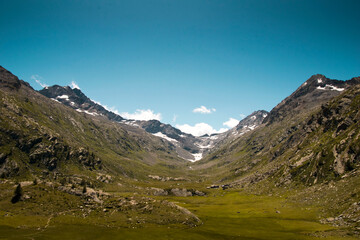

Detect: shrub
[11, 184, 23, 203]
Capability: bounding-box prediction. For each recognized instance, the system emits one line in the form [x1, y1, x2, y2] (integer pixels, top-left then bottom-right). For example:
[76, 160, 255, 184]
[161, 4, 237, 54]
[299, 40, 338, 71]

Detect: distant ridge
[39, 85, 124, 122]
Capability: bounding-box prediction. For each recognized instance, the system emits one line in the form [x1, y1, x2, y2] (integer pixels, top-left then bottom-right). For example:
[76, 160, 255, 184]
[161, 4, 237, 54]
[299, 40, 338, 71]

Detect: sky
[1, 0, 359, 136]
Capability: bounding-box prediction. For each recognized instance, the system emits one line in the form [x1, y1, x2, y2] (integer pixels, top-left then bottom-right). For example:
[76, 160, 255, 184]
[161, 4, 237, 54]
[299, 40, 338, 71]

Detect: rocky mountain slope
[122, 119, 202, 161]
[39, 85, 266, 161]
[0, 66, 188, 180]
[198, 74, 360, 181]
[39, 85, 203, 160]
[1, 66, 360, 237]
[263, 74, 360, 124]
[196, 74, 360, 229]
[40, 85, 124, 121]
[180, 110, 269, 162]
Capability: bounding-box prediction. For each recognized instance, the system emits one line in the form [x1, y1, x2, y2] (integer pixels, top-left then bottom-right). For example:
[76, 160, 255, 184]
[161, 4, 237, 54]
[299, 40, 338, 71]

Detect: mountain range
[39, 84, 268, 161]
[1, 65, 359, 239]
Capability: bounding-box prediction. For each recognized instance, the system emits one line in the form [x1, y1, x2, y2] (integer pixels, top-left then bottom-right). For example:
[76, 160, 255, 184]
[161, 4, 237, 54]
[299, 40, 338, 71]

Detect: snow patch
[210, 135, 219, 140]
[248, 125, 257, 130]
[57, 95, 69, 100]
[243, 125, 257, 130]
[317, 78, 323, 83]
[76, 109, 99, 116]
[192, 153, 203, 161]
[152, 132, 178, 143]
[251, 115, 256, 120]
[196, 143, 213, 149]
[187, 153, 203, 162]
[122, 120, 140, 127]
[50, 98, 60, 103]
[316, 84, 344, 92]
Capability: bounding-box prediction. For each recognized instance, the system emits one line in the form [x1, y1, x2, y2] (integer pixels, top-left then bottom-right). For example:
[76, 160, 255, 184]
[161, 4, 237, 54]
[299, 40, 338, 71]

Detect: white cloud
[176, 123, 228, 137]
[91, 99, 121, 116]
[107, 106, 121, 115]
[31, 75, 48, 88]
[70, 81, 80, 90]
[121, 109, 162, 121]
[239, 113, 246, 119]
[223, 118, 239, 128]
[172, 114, 178, 122]
[193, 106, 216, 114]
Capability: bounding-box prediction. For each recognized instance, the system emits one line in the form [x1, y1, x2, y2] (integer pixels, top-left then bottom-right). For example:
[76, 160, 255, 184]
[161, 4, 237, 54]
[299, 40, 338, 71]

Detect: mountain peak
[263, 74, 360, 124]
[0, 66, 22, 90]
[39, 85, 124, 121]
[235, 110, 268, 131]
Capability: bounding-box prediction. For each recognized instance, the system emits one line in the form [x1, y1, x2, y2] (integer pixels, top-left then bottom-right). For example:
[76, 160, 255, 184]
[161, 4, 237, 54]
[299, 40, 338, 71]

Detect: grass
[0, 185, 357, 240]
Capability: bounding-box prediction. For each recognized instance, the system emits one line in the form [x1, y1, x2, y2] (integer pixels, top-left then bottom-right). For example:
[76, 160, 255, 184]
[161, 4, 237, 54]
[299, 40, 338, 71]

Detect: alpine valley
[1, 65, 360, 239]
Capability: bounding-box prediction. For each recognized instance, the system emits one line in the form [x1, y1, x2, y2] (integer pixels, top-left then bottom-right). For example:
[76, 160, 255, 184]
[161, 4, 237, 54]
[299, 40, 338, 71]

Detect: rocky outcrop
[148, 175, 188, 181]
[0, 129, 103, 176]
[0, 159, 19, 178]
[170, 188, 193, 197]
[148, 187, 206, 197]
[70, 147, 102, 169]
[150, 187, 168, 196]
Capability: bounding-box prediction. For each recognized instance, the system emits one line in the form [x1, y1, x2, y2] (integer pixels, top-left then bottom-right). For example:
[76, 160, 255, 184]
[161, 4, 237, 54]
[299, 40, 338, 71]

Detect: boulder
[170, 188, 192, 197]
[151, 187, 168, 196]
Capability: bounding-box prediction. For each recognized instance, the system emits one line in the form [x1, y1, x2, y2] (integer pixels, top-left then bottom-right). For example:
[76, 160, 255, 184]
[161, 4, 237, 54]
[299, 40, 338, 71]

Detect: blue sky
[1, 0, 359, 135]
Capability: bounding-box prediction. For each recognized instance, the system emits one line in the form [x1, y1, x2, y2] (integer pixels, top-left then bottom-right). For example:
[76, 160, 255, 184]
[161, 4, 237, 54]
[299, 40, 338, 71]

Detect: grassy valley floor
[0, 186, 357, 240]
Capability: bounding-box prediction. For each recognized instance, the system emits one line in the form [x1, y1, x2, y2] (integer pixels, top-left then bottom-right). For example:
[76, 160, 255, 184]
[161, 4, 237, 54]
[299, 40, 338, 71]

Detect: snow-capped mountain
[121, 119, 203, 161]
[39, 85, 204, 161]
[122, 113, 268, 161]
[39, 85, 267, 162]
[194, 110, 269, 156]
[39, 85, 123, 122]
[263, 74, 360, 124]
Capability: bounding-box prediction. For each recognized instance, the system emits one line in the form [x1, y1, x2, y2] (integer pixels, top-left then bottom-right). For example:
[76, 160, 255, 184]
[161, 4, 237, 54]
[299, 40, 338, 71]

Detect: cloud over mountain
[176, 122, 227, 136]
[31, 75, 48, 88]
[121, 109, 162, 121]
[70, 81, 80, 90]
[223, 118, 239, 128]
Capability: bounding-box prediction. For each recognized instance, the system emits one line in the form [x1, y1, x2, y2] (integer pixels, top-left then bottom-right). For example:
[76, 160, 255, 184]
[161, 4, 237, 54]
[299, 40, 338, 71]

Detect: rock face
[1, 130, 102, 176]
[39, 85, 124, 122]
[0, 158, 19, 178]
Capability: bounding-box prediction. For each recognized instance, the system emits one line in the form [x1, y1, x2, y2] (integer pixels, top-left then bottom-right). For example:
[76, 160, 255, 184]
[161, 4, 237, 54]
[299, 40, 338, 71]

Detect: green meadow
[0, 187, 356, 240]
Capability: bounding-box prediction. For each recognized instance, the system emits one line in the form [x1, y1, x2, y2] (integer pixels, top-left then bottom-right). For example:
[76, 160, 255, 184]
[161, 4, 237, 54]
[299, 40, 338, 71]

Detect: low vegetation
[0, 68, 359, 239]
